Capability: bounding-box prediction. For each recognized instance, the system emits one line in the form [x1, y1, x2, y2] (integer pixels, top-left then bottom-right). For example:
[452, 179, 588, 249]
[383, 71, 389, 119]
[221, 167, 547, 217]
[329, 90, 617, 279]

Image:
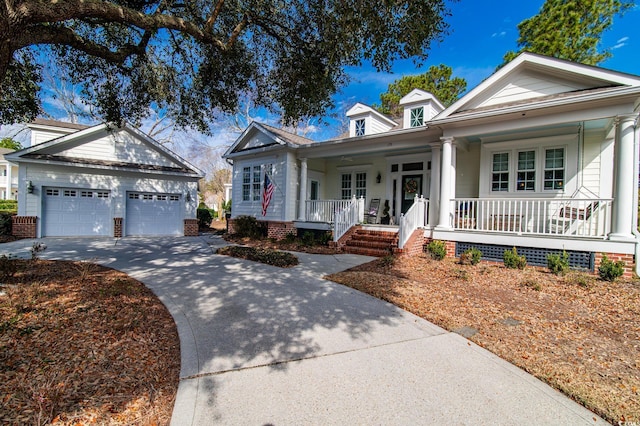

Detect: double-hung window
[252, 166, 261, 201]
[544, 148, 565, 190]
[355, 172, 367, 198]
[516, 151, 536, 191]
[242, 167, 251, 201]
[410, 107, 424, 127]
[491, 153, 509, 192]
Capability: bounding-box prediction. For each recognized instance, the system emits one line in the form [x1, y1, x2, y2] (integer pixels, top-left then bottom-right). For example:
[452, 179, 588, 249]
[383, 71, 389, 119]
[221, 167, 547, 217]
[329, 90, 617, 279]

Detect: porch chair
[548, 201, 600, 235]
[364, 198, 381, 224]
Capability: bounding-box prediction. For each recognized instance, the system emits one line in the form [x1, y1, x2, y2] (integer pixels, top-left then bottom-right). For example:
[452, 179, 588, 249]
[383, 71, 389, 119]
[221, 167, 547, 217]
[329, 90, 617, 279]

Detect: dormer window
[355, 119, 365, 136]
[410, 107, 424, 127]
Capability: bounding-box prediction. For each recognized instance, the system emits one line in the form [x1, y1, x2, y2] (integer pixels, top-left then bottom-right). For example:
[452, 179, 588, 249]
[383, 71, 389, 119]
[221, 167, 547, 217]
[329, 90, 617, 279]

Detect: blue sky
[336, 0, 640, 112]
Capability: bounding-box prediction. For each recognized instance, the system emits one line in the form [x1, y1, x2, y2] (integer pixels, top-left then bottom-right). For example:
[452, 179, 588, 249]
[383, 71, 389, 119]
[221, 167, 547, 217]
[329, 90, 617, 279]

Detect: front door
[401, 175, 422, 214]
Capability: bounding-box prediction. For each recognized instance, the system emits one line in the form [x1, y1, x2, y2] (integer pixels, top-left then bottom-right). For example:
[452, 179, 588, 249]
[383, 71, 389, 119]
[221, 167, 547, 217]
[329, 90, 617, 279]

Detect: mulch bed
[326, 254, 640, 424]
[0, 259, 180, 425]
[224, 234, 340, 255]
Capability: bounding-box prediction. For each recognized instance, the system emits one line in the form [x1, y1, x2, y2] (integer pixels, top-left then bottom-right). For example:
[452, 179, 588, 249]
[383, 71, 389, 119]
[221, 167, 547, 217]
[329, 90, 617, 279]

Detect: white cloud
[491, 31, 507, 38]
[617, 36, 630, 43]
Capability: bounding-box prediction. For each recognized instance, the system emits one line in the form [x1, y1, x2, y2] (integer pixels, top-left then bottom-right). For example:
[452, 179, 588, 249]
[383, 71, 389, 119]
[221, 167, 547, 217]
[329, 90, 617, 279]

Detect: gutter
[631, 110, 640, 277]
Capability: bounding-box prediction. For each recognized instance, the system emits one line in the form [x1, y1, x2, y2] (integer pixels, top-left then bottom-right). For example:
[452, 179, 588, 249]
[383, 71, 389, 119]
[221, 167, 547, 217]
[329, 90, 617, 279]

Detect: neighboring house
[6, 119, 204, 238]
[0, 148, 19, 200]
[223, 53, 640, 274]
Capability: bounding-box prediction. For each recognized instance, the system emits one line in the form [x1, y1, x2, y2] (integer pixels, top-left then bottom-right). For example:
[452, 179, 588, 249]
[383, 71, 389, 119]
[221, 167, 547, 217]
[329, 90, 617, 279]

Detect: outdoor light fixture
[185, 192, 192, 202]
[27, 181, 34, 194]
[376, 172, 382, 184]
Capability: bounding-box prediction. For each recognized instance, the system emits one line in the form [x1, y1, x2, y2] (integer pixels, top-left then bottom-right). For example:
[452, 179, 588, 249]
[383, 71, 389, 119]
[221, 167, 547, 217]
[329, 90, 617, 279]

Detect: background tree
[1, 0, 451, 129]
[376, 64, 467, 116]
[501, 0, 632, 66]
[0, 137, 22, 150]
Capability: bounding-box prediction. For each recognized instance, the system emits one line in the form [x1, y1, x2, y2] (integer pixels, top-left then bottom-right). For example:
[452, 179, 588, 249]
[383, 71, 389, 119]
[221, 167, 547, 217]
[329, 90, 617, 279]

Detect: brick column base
[393, 230, 425, 257]
[184, 219, 198, 236]
[12, 216, 37, 239]
[113, 218, 123, 238]
[266, 221, 296, 240]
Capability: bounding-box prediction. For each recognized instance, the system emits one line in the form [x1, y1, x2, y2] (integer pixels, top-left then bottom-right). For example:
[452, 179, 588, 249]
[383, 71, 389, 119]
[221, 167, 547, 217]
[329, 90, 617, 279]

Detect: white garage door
[125, 192, 183, 236]
[43, 188, 112, 237]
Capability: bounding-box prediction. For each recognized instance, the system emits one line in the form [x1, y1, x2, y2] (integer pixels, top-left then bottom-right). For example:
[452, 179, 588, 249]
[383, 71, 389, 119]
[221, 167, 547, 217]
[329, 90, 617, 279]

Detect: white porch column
[437, 137, 454, 229]
[298, 158, 308, 221]
[428, 143, 441, 227]
[4, 163, 11, 200]
[610, 113, 638, 240]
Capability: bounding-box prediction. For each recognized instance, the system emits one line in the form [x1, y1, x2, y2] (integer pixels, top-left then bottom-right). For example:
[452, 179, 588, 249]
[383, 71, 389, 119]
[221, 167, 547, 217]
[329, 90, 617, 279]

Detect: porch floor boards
[343, 228, 398, 257]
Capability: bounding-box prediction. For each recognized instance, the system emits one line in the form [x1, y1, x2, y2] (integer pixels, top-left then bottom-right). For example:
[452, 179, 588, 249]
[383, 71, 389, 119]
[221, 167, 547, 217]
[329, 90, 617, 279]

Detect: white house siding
[369, 114, 394, 134]
[455, 144, 481, 198]
[324, 156, 388, 203]
[17, 163, 197, 237]
[231, 153, 289, 221]
[31, 129, 74, 146]
[582, 130, 606, 197]
[51, 129, 177, 168]
[243, 130, 280, 150]
[474, 71, 587, 109]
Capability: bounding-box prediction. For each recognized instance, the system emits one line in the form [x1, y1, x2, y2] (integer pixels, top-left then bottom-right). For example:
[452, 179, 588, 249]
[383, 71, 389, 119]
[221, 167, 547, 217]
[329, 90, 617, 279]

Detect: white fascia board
[223, 142, 289, 159]
[12, 123, 110, 155]
[431, 86, 640, 127]
[346, 102, 397, 127]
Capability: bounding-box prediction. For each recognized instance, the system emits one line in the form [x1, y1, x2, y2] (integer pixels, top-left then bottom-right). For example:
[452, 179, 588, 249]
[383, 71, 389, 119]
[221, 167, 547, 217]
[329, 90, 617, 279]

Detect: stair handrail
[398, 195, 427, 249]
[333, 195, 361, 242]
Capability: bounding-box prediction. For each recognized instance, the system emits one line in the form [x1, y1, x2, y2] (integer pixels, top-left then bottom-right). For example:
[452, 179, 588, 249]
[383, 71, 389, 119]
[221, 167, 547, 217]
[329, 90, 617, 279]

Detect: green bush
[503, 247, 526, 269]
[216, 245, 299, 267]
[547, 251, 569, 275]
[197, 208, 213, 229]
[0, 212, 13, 236]
[460, 247, 482, 265]
[598, 254, 625, 281]
[233, 215, 267, 239]
[0, 199, 17, 213]
[426, 240, 446, 260]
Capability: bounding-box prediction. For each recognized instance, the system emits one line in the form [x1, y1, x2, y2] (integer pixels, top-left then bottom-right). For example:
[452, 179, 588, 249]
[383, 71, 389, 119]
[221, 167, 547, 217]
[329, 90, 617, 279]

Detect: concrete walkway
[1, 236, 603, 425]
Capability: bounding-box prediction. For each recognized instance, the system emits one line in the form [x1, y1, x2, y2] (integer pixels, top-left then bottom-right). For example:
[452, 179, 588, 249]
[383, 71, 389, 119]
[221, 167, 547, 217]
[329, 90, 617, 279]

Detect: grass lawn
[326, 254, 640, 424]
[0, 259, 179, 425]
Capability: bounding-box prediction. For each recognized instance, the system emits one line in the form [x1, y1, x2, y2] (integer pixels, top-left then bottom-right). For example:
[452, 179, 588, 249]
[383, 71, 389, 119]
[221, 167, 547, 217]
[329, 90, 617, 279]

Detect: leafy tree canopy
[0, 0, 451, 131]
[0, 137, 23, 150]
[376, 64, 466, 115]
[502, 0, 632, 66]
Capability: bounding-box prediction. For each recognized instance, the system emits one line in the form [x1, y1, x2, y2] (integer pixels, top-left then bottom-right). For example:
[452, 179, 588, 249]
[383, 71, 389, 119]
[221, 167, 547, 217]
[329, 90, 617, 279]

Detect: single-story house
[223, 52, 640, 275]
[6, 119, 204, 238]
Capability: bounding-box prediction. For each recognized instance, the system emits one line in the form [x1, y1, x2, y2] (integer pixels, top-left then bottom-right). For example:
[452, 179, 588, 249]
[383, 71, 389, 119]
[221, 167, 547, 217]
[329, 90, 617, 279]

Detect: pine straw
[326, 254, 640, 424]
[0, 259, 180, 425]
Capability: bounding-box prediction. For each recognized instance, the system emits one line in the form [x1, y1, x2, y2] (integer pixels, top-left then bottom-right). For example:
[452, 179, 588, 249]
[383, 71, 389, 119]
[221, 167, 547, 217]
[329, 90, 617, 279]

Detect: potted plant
[380, 200, 391, 225]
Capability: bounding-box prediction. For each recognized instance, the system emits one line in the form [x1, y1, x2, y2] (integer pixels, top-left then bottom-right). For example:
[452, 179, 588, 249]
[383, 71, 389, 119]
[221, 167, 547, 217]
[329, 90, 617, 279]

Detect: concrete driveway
[1, 236, 603, 425]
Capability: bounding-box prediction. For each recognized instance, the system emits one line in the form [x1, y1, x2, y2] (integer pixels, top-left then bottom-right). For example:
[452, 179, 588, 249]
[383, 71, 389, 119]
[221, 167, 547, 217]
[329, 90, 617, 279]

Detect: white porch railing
[305, 199, 355, 223]
[398, 195, 428, 249]
[450, 198, 613, 238]
[333, 196, 365, 242]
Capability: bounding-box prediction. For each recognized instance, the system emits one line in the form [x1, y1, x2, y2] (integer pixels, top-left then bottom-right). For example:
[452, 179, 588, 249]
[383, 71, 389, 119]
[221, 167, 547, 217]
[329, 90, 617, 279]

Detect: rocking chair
[364, 198, 381, 224]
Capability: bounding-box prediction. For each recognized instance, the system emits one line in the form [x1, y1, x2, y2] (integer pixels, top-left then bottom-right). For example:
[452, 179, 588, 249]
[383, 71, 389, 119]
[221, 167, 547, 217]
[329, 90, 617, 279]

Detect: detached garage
[7, 119, 204, 238]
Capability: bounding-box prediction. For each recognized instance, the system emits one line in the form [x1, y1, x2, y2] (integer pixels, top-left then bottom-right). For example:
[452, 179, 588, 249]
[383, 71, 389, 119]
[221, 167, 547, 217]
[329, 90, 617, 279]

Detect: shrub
[460, 247, 482, 265]
[197, 208, 213, 229]
[0, 212, 13, 236]
[233, 215, 266, 239]
[547, 251, 569, 275]
[521, 278, 541, 291]
[598, 254, 625, 281]
[216, 245, 299, 267]
[426, 240, 446, 260]
[503, 247, 526, 269]
[301, 231, 315, 246]
[0, 199, 17, 213]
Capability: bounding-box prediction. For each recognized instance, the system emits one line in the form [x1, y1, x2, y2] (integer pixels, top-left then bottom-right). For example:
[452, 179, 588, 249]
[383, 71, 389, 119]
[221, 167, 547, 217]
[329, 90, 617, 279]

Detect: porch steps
[343, 229, 398, 257]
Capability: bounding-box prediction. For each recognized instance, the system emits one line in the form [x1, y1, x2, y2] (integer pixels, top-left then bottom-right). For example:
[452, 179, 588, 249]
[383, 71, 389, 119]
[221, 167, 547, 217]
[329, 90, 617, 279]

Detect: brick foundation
[594, 252, 635, 278]
[12, 216, 37, 239]
[184, 219, 198, 236]
[330, 225, 361, 249]
[113, 218, 123, 238]
[423, 238, 456, 258]
[266, 221, 296, 240]
[393, 230, 425, 257]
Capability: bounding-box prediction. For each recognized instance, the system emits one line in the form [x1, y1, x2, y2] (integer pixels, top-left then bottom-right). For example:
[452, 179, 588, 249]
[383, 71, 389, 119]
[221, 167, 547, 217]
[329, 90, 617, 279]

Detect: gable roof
[7, 123, 203, 178]
[28, 118, 90, 131]
[399, 89, 446, 110]
[346, 102, 398, 127]
[223, 122, 314, 158]
[436, 52, 640, 121]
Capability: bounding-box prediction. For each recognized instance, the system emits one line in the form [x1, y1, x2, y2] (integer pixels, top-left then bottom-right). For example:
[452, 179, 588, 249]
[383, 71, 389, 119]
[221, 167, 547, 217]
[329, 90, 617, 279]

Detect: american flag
[262, 172, 274, 216]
